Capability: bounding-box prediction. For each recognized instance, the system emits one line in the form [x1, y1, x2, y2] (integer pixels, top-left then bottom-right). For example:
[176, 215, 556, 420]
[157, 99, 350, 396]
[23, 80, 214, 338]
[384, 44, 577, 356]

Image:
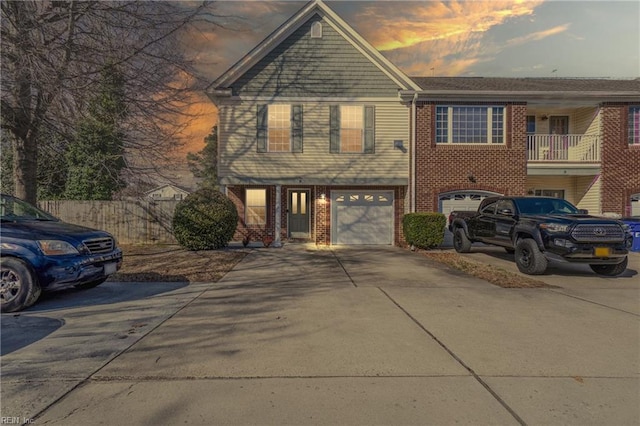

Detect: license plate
[103, 262, 118, 275]
[594, 247, 610, 257]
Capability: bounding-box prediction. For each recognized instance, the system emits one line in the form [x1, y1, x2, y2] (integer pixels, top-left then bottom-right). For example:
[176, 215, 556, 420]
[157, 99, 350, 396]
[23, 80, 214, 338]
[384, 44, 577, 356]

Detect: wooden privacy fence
[38, 200, 179, 244]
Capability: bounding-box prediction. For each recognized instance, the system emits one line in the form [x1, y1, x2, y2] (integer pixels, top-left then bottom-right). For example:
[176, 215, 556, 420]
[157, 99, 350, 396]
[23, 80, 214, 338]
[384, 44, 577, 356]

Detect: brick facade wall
[226, 185, 406, 246]
[601, 104, 640, 215]
[414, 102, 528, 212]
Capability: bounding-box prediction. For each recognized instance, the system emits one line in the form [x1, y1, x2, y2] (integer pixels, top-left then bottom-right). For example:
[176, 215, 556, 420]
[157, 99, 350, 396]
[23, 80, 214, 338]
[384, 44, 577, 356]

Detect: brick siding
[414, 102, 527, 212]
[601, 104, 640, 215]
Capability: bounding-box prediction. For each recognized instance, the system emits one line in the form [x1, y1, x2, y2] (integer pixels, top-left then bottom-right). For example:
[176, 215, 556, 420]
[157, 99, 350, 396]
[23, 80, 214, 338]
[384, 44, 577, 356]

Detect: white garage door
[439, 191, 501, 224]
[331, 191, 394, 245]
[632, 193, 640, 216]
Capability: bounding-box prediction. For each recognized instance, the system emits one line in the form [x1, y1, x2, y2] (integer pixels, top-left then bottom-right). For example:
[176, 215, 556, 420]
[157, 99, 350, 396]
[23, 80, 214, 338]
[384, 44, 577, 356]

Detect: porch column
[273, 185, 282, 248]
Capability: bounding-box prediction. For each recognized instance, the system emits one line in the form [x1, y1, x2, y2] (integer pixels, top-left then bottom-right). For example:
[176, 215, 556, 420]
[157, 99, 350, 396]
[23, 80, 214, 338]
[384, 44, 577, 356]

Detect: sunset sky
[182, 0, 639, 153]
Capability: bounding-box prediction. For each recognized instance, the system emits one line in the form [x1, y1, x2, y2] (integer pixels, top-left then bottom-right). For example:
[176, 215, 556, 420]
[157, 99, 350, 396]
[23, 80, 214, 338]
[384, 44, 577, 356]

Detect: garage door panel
[332, 191, 394, 245]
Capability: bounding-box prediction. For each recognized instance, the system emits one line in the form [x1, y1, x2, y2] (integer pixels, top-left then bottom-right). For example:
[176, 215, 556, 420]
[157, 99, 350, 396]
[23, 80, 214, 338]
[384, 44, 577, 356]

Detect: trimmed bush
[172, 188, 238, 250]
[403, 212, 446, 249]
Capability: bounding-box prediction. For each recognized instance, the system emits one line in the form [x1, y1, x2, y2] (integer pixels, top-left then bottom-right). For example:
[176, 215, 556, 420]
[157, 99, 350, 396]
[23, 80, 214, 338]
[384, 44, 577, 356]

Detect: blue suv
[1, 194, 123, 312]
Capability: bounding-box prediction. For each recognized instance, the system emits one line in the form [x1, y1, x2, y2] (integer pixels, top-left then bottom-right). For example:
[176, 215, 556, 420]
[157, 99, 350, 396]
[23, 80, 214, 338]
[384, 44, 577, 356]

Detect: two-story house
[207, 0, 420, 246]
[411, 78, 640, 221]
[208, 0, 640, 247]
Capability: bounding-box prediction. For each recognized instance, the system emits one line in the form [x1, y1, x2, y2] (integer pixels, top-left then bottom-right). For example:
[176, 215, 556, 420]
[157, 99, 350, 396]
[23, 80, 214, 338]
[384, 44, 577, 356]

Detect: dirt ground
[111, 244, 548, 288]
[109, 245, 248, 283]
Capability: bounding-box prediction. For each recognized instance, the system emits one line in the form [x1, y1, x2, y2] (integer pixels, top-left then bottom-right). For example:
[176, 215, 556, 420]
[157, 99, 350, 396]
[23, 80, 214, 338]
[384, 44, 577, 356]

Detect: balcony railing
[527, 134, 601, 162]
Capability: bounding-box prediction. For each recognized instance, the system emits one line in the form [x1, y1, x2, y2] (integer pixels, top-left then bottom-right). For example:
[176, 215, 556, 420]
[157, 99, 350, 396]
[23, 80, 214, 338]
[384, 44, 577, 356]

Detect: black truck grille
[83, 237, 114, 254]
[571, 224, 625, 242]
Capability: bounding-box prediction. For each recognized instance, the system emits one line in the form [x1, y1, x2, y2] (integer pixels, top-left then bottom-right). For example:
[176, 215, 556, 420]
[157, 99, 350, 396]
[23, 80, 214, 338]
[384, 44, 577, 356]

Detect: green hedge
[402, 212, 446, 249]
[172, 188, 238, 250]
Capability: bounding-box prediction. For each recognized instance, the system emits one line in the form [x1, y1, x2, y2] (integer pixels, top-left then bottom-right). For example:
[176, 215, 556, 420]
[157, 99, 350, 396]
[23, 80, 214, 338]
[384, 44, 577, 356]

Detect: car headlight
[540, 223, 570, 233]
[38, 240, 80, 255]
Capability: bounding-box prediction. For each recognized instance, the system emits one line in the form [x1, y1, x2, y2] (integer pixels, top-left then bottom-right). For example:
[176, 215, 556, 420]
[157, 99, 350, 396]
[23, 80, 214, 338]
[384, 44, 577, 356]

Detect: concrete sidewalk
[4, 244, 639, 425]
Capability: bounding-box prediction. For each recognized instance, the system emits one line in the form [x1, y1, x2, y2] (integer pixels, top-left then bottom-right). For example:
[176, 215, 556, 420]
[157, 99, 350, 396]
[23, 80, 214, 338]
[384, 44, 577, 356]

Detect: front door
[288, 190, 310, 238]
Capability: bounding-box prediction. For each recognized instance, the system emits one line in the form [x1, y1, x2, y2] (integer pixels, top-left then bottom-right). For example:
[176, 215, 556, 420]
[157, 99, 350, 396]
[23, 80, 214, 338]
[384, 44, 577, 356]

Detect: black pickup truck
[448, 196, 632, 276]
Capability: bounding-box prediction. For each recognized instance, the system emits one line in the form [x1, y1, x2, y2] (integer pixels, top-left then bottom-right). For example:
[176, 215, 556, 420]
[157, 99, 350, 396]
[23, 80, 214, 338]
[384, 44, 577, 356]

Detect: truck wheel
[453, 228, 472, 253]
[515, 238, 548, 275]
[590, 257, 628, 276]
[1, 258, 42, 313]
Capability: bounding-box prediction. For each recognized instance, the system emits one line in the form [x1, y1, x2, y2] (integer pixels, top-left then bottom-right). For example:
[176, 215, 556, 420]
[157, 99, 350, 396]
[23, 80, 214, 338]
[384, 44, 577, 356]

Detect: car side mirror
[498, 208, 513, 216]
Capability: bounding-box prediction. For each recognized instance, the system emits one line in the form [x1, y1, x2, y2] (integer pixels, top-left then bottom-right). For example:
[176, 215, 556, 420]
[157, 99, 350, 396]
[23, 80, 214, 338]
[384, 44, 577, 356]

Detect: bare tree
[1, 1, 221, 203]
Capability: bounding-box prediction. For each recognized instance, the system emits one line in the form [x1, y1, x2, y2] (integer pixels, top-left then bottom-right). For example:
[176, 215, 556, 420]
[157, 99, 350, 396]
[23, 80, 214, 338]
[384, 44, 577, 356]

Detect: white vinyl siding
[577, 175, 601, 215]
[218, 101, 409, 184]
[526, 175, 601, 214]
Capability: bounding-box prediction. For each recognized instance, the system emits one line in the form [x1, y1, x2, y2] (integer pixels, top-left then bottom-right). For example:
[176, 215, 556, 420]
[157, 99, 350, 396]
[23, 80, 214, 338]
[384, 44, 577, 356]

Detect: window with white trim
[329, 105, 375, 153]
[257, 104, 303, 153]
[268, 104, 291, 152]
[436, 106, 505, 144]
[246, 189, 266, 225]
[629, 106, 640, 145]
[340, 105, 363, 152]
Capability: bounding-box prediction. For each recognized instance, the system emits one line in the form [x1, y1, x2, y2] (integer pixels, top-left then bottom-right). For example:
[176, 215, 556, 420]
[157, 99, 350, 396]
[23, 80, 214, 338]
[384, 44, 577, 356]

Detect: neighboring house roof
[144, 184, 191, 196]
[409, 77, 640, 103]
[207, 0, 420, 98]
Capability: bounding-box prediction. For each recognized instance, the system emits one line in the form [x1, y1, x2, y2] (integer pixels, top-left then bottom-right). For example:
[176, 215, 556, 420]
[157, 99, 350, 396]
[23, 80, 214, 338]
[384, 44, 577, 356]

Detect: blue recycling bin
[622, 219, 640, 252]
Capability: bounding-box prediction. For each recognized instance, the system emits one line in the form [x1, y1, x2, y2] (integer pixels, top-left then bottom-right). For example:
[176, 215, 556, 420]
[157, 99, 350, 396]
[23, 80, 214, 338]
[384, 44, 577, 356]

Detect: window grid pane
[341, 106, 363, 152]
[437, 106, 504, 144]
[436, 106, 448, 143]
[268, 105, 291, 152]
[630, 106, 640, 145]
[492, 107, 504, 143]
[246, 189, 266, 225]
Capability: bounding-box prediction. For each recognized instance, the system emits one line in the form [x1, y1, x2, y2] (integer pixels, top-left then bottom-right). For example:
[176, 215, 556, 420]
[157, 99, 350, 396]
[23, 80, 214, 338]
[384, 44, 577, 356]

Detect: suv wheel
[1, 258, 42, 313]
[590, 257, 628, 276]
[74, 278, 107, 290]
[453, 228, 472, 253]
[515, 238, 548, 275]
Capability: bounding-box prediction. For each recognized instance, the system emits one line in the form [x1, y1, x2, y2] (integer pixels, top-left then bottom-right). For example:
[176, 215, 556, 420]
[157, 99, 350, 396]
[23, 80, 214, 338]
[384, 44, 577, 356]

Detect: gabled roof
[208, 0, 420, 94]
[144, 184, 191, 196]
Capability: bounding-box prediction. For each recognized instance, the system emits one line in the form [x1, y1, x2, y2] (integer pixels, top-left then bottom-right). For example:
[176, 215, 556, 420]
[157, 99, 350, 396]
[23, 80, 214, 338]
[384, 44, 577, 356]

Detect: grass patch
[421, 251, 553, 288]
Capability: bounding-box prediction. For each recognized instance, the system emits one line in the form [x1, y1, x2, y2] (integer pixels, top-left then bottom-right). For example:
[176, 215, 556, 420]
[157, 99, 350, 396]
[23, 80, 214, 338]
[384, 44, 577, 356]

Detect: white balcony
[527, 134, 601, 162]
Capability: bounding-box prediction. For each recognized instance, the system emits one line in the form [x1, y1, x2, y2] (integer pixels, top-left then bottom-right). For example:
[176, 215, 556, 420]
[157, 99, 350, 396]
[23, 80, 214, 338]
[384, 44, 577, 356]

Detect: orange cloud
[361, 1, 543, 51]
[506, 24, 570, 46]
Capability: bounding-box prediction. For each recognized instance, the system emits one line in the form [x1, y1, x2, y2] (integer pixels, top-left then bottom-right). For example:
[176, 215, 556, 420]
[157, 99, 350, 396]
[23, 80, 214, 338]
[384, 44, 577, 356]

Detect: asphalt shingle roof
[410, 77, 640, 92]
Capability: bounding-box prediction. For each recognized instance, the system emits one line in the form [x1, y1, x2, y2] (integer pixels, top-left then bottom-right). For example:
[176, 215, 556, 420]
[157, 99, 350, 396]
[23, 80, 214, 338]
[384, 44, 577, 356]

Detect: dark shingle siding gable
[232, 14, 401, 97]
[411, 77, 640, 92]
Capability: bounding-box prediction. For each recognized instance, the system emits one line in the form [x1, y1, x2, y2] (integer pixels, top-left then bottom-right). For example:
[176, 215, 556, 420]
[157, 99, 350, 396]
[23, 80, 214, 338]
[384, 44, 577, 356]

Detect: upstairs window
[257, 104, 303, 153]
[340, 105, 363, 152]
[436, 106, 505, 144]
[267, 104, 291, 152]
[629, 106, 640, 145]
[330, 105, 375, 153]
[526, 115, 536, 134]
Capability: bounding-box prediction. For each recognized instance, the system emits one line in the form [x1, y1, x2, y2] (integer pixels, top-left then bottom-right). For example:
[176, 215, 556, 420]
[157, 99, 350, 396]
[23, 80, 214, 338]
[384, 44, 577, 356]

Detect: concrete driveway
[1, 245, 638, 425]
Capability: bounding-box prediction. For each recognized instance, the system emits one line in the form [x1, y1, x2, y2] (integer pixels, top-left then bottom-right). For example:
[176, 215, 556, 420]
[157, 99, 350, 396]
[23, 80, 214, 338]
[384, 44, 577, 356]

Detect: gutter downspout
[410, 92, 418, 213]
